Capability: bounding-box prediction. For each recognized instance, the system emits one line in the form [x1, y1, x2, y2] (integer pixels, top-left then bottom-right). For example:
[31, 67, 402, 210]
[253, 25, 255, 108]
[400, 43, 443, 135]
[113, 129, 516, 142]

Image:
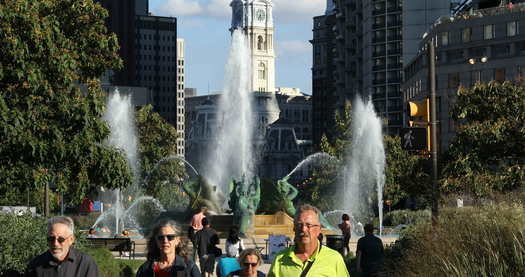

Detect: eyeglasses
[156, 235, 177, 241]
[243, 262, 258, 267]
[47, 236, 71, 243]
[295, 223, 320, 229]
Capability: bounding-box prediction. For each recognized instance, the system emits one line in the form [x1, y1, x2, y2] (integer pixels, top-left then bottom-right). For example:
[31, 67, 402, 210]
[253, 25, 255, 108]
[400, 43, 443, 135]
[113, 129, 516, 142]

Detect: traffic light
[407, 98, 430, 152]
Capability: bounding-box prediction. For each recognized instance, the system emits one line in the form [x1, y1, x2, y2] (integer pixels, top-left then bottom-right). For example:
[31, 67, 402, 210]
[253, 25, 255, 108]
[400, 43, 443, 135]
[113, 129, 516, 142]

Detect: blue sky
[149, 0, 326, 95]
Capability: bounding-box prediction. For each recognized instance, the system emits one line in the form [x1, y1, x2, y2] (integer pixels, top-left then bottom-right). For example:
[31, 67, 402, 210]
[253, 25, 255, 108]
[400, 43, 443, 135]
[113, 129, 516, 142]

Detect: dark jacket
[25, 248, 99, 277]
[135, 255, 200, 277]
[194, 227, 219, 257]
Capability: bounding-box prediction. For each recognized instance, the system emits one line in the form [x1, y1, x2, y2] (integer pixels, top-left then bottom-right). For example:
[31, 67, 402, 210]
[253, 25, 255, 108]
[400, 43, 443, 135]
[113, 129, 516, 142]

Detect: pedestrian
[189, 206, 207, 260]
[25, 216, 99, 277]
[227, 249, 266, 277]
[136, 219, 200, 277]
[87, 227, 97, 238]
[356, 223, 384, 277]
[226, 226, 245, 258]
[115, 229, 131, 257]
[194, 217, 219, 277]
[268, 204, 350, 277]
[338, 213, 352, 256]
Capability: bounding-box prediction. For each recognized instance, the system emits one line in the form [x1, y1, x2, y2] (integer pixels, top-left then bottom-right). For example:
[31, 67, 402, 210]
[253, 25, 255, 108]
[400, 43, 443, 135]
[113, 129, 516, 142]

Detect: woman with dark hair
[225, 226, 245, 258]
[136, 219, 200, 277]
[217, 226, 246, 277]
[227, 249, 265, 277]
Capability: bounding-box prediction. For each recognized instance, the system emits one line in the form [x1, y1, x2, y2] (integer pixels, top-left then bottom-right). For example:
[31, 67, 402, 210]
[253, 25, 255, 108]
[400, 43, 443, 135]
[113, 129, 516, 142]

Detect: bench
[87, 237, 135, 259]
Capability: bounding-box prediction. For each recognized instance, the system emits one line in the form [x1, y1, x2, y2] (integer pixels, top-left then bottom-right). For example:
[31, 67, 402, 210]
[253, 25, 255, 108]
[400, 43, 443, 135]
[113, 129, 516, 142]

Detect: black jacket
[135, 255, 200, 277]
[25, 248, 99, 277]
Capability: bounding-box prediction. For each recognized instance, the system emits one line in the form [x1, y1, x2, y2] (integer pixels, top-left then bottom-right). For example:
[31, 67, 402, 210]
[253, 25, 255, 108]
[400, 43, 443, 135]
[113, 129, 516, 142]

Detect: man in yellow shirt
[268, 204, 350, 277]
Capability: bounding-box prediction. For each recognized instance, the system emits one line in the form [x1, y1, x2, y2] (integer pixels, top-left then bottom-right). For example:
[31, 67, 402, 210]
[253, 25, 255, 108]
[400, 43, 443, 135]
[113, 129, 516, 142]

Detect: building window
[484, 24, 494, 39]
[494, 68, 505, 83]
[440, 32, 449, 46]
[507, 21, 518, 37]
[462, 28, 471, 42]
[257, 36, 265, 50]
[258, 62, 266, 80]
[448, 72, 460, 88]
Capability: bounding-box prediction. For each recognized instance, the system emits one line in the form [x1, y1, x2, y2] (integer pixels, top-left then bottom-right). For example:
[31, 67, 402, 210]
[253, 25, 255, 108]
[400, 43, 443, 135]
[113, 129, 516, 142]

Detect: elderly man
[268, 204, 350, 277]
[25, 216, 99, 277]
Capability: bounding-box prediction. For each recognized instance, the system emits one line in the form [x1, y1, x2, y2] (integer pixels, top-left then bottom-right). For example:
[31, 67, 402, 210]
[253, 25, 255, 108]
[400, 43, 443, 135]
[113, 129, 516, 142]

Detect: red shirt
[153, 263, 171, 277]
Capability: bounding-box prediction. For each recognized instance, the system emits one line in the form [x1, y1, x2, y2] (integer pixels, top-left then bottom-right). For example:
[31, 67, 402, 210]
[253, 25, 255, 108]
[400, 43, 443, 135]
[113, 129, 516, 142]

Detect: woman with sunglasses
[227, 249, 266, 277]
[136, 219, 200, 277]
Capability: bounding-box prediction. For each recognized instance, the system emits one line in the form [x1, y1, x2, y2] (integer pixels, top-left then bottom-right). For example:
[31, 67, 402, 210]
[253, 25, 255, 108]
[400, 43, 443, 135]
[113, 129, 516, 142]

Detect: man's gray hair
[47, 216, 75, 235]
[294, 204, 321, 223]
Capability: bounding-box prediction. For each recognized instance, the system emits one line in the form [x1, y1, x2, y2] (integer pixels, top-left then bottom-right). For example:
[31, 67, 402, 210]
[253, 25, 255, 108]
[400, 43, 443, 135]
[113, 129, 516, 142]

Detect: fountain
[341, 95, 386, 235]
[92, 90, 166, 236]
[284, 152, 339, 180]
[204, 28, 255, 201]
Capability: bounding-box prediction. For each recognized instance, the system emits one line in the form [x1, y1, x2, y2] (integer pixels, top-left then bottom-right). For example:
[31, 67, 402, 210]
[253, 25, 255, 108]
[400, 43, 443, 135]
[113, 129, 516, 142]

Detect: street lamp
[467, 56, 488, 84]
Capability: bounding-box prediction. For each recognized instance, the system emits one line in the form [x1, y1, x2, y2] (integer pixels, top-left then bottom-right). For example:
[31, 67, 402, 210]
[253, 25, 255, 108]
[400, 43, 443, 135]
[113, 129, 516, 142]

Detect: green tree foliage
[442, 81, 525, 197]
[0, 0, 132, 207]
[384, 136, 431, 207]
[136, 105, 187, 209]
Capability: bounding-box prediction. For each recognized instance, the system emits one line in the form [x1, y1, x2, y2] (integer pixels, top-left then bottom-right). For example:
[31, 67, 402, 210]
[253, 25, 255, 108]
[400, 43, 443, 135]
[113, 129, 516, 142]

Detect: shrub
[0, 215, 47, 276]
[384, 204, 525, 277]
[82, 248, 120, 277]
[382, 209, 431, 226]
[0, 214, 93, 276]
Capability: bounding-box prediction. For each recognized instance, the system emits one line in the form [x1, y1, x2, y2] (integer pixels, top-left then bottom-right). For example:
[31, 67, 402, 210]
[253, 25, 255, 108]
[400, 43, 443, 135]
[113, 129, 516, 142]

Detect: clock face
[256, 9, 266, 22]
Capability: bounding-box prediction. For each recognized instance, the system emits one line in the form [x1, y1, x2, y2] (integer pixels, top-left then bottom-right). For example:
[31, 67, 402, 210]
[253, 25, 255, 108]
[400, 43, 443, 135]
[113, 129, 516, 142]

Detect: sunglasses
[243, 262, 258, 267]
[47, 236, 70, 243]
[156, 235, 177, 241]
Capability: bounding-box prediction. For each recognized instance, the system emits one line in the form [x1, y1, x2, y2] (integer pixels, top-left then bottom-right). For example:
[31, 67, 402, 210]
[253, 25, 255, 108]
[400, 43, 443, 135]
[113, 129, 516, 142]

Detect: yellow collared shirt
[268, 241, 350, 277]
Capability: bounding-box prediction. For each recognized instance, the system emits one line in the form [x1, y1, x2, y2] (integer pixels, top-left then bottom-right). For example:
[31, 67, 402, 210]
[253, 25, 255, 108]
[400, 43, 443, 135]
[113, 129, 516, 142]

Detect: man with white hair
[25, 216, 99, 277]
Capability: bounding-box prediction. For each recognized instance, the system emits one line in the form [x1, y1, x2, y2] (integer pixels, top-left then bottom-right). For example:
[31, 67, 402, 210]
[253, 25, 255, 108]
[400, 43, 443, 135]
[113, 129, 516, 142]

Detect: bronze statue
[276, 176, 336, 230]
[276, 176, 298, 217]
[229, 175, 261, 236]
[181, 176, 225, 214]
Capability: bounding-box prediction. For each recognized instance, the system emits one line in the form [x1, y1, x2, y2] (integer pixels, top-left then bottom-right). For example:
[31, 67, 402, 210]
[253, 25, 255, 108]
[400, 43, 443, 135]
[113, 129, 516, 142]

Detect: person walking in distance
[356, 223, 384, 277]
[268, 204, 350, 277]
[338, 213, 352, 256]
[189, 206, 207, 260]
[194, 217, 219, 277]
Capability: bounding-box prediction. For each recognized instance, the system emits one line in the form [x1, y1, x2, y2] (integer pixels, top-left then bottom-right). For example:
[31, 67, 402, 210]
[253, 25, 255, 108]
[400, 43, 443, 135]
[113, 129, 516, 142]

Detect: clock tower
[230, 0, 275, 94]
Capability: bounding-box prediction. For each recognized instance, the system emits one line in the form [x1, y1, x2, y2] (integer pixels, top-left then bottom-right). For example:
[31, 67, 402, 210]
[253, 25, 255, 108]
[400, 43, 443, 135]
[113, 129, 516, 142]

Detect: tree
[384, 136, 431, 207]
[442, 81, 525, 197]
[136, 105, 187, 209]
[0, 0, 131, 208]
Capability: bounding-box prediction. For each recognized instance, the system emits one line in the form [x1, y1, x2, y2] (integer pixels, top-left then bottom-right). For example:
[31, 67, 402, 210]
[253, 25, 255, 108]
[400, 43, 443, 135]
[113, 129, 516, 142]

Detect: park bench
[87, 237, 135, 259]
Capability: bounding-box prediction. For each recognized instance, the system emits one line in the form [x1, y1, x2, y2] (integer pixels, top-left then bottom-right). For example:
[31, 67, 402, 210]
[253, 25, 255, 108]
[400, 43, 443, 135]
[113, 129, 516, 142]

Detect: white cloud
[273, 0, 325, 23]
[154, 0, 325, 23]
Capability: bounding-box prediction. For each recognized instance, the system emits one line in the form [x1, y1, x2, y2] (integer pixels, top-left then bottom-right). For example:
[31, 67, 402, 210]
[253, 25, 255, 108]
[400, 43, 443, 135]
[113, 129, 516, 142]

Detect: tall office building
[311, 0, 449, 141]
[97, 0, 186, 156]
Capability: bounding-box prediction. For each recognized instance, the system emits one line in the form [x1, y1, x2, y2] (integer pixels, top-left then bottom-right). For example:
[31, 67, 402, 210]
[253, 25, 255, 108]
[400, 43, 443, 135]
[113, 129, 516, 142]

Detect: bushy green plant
[383, 209, 431, 226]
[82, 248, 120, 277]
[384, 204, 525, 277]
[0, 215, 47, 275]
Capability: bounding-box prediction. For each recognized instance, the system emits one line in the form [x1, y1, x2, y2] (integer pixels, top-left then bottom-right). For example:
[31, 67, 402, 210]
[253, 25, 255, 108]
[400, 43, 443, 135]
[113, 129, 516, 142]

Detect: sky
[148, 0, 327, 95]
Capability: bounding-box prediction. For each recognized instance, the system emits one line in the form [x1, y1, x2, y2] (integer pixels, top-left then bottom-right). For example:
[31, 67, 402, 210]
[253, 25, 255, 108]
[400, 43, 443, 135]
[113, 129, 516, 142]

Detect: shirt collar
[288, 240, 321, 265]
[47, 248, 76, 266]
